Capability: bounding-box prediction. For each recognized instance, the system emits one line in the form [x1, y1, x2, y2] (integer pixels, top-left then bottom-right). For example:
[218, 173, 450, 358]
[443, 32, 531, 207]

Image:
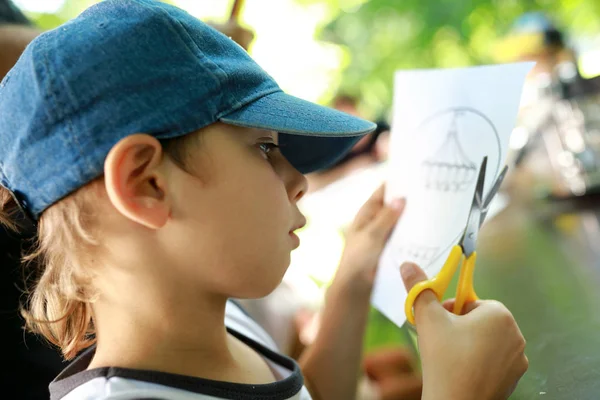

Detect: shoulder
[50, 302, 310, 400]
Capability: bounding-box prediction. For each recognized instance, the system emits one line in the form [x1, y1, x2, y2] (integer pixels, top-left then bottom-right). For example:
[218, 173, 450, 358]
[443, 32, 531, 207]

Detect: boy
[0, 1, 527, 399]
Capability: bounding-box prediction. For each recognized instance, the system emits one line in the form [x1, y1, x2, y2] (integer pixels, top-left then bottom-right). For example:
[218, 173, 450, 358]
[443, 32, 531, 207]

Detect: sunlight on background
[243, 0, 344, 103]
[152, 0, 344, 104]
[174, 0, 227, 17]
[14, 0, 344, 104]
[580, 50, 600, 78]
[13, 0, 65, 13]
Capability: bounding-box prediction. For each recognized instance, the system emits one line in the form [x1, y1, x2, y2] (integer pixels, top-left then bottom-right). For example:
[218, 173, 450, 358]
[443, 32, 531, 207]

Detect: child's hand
[400, 262, 528, 400]
[362, 347, 423, 400]
[301, 185, 405, 400]
[334, 184, 405, 293]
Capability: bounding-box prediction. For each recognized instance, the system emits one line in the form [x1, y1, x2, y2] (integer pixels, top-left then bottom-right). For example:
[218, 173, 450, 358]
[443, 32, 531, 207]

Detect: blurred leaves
[21, 0, 96, 30]
[297, 0, 600, 118]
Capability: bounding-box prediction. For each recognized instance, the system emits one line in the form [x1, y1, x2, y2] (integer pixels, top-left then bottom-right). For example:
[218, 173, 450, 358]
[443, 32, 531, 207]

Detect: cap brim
[220, 91, 377, 174]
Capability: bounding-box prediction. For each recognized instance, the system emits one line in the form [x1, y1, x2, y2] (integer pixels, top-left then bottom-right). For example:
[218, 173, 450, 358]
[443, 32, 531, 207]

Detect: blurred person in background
[497, 12, 574, 77]
[306, 93, 391, 193]
[496, 12, 600, 198]
[329, 94, 391, 167]
[496, 11, 600, 104]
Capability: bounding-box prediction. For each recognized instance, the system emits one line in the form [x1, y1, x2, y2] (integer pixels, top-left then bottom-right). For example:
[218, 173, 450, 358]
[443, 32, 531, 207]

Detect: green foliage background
[300, 0, 600, 118]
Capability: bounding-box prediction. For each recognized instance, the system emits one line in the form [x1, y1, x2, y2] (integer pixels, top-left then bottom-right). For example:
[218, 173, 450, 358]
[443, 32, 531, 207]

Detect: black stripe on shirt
[49, 326, 304, 400]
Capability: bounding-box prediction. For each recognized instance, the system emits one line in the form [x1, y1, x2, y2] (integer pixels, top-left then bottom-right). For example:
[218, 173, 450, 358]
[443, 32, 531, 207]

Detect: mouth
[289, 216, 306, 249]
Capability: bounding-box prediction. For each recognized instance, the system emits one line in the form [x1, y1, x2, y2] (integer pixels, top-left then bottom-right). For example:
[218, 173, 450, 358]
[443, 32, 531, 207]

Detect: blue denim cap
[0, 0, 375, 220]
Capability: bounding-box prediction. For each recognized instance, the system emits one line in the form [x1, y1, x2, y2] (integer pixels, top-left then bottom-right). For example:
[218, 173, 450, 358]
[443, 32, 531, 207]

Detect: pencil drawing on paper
[391, 231, 463, 275]
[418, 108, 501, 193]
[392, 243, 440, 266]
[390, 107, 502, 275]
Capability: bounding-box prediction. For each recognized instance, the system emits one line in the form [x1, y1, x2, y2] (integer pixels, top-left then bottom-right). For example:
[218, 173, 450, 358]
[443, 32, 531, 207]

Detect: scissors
[404, 156, 508, 325]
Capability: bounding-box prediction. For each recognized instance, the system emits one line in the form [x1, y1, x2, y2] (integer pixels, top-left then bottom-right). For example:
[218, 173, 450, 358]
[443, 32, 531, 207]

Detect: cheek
[223, 161, 290, 235]
[174, 161, 292, 297]
[219, 175, 291, 294]
[198, 219, 291, 298]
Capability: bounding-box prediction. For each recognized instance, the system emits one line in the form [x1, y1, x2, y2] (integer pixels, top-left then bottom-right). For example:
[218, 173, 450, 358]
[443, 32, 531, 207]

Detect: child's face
[163, 123, 308, 298]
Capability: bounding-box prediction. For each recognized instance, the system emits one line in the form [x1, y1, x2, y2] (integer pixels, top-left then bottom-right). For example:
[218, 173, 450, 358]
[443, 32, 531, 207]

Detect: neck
[89, 270, 234, 379]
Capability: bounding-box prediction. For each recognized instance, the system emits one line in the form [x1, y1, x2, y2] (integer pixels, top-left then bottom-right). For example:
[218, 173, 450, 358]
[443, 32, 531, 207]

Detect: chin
[235, 264, 289, 299]
[244, 276, 286, 299]
[234, 285, 279, 300]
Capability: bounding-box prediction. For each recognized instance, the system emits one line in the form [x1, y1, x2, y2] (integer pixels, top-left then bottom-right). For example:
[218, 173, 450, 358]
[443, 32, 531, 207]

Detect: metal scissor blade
[461, 157, 487, 256]
[480, 165, 509, 226]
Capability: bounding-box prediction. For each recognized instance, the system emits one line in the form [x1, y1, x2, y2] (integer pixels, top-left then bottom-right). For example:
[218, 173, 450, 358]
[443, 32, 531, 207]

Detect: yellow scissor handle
[453, 251, 479, 315]
[405, 245, 463, 325]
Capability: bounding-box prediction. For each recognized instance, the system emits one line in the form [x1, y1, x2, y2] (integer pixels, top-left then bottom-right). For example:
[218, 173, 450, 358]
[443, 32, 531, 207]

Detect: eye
[257, 142, 280, 158]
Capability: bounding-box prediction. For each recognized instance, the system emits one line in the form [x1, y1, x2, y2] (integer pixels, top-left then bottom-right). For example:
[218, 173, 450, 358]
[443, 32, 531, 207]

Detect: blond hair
[0, 134, 196, 360]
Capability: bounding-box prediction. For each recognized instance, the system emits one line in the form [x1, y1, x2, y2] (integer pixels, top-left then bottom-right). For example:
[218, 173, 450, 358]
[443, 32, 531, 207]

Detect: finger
[366, 198, 406, 241]
[520, 354, 529, 377]
[364, 347, 415, 370]
[353, 184, 385, 228]
[505, 354, 528, 399]
[363, 348, 415, 378]
[507, 357, 527, 399]
[377, 375, 423, 400]
[400, 262, 446, 328]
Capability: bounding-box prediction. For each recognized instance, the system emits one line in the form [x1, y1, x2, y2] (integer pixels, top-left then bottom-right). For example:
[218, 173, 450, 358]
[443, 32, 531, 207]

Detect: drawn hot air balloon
[421, 110, 479, 192]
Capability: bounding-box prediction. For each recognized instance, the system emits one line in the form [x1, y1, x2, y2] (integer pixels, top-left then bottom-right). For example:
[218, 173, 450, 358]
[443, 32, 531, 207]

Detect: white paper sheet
[372, 62, 534, 328]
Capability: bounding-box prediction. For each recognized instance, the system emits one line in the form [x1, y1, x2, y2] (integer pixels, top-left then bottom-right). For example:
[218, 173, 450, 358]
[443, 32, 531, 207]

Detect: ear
[104, 134, 170, 229]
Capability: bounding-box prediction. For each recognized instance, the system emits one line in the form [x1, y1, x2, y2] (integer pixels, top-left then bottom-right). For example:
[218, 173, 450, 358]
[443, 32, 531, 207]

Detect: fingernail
[400, 262, 416, 281]
[391, 198, 406, 210]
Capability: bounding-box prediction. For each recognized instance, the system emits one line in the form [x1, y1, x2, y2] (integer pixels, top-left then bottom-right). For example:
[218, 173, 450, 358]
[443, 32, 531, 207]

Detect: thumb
[400, 262, 447, 329]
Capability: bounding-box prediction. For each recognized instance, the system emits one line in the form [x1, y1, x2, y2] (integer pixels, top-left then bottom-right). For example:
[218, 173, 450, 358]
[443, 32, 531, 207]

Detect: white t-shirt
[49, 300, 312, 400]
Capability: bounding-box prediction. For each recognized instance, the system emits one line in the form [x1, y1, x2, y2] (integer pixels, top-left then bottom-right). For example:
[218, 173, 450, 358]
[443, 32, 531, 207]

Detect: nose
[289, 166, 308, 203]
[279, 157, 308, 203]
